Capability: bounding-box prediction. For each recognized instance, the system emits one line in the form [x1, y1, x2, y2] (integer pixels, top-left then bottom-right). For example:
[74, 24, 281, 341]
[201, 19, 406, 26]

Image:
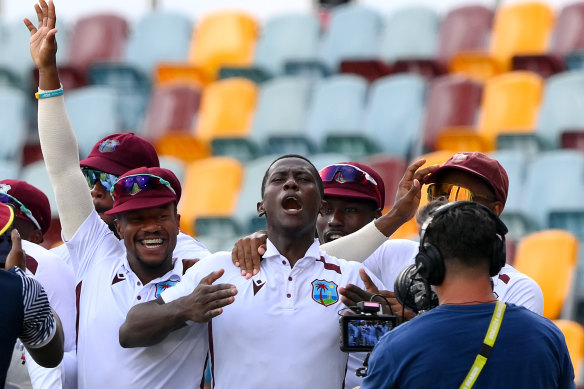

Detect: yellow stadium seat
[193, 77, 258, 144]
[178, 156, 243, 236]
[188, 11, 258, 83]
[154, 133, 210, 164]
[553, 319, 584, 384]
[436, 127, 492, 154]
[450, 2, 554, 80]
[513, 230, 578, 319]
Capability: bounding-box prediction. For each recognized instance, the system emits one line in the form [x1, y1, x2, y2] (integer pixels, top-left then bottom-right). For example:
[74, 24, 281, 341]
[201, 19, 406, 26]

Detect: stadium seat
[20, 161, 59, 218]
[437, 5, 493, 72]
[142, 83, 202, 141]
[153, 133, 210, 164]
[245, 76, 313, 159]
[0, 159, 21, 180]
[379, 5, 439, 78]
[0, 20, 39, 90]
[450, 2, 554, 80]
[360, 154, 408, 209]
[64, 85, 120, 158]
[193, 78, 258, 150]
[514, 2, 584, 77]
[189, 11, 258, 83]
[441, 71, 542, 153]
[223, 13, 321, 80]
[305, 74, 369, 159]
[66, 14, 129, 82]
[514, 230, 578, 320]
[320, 4, 382, 72]
[0, 86, 28, 163]
[498, 71, 584, 152]
[158, 155, 186, 183]
[421, 75, 483, 153]
[553, 319, 584, 384]
[178, 156, 243, 236]
[362, 74, 427, 159]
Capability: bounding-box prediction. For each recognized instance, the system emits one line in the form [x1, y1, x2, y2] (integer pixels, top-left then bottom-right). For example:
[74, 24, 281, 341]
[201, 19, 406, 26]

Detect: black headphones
[394, 264, 439, 314]
[415, 201, 508, 286]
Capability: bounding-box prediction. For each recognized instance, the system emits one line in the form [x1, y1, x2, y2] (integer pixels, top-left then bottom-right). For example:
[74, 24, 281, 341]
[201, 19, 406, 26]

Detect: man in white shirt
[26, 2, 236, 387]
[120, 155, 385, 388]
[1, 180, 76, 389]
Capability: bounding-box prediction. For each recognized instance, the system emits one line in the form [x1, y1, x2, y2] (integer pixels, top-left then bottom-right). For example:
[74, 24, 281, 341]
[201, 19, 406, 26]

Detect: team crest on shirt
[311, 279, 339, 307]
[98, 139, 120, 153]
[155, 280, 178, 298]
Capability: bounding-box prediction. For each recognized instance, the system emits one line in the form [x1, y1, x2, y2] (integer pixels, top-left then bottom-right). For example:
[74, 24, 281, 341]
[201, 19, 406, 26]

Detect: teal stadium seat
[0, 159, 21, 180]
[498, 71, 584, 153]
[65, 86, 120, 158]
[247, 76, 313, 157]
[0, 86, 28, 163]
[305, 74, 369, 159]
[320, 5, 382, 73]
[20, 161, 58, 219]
[363, 74, 427, 159]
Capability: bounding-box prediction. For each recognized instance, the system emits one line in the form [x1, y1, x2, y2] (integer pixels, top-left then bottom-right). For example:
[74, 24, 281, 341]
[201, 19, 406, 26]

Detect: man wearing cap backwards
[0, 202, 65, 388]
[26, 1, 236, 387]
[1, 180, 76, 389]
[120, 155, 387, 388]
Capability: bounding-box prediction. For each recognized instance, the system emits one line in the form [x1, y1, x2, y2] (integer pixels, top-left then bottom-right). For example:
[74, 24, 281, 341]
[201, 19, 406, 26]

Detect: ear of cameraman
[362, 202, 574, 388]
[0, 204, 64, 387]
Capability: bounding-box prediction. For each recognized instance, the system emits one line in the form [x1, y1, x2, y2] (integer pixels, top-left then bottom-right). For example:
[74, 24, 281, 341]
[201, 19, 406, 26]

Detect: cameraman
[0, 202, 64, 387]
[362, 201, 574, 388]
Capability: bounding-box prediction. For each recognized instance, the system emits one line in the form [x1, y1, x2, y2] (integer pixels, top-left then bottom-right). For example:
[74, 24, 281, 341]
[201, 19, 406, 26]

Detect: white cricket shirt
[163, 239, 385, 389]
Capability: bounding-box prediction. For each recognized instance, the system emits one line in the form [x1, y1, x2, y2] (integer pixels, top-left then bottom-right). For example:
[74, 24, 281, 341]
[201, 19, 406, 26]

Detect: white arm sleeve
[320, 221, 388, 263]
[38, 94, 94, 240]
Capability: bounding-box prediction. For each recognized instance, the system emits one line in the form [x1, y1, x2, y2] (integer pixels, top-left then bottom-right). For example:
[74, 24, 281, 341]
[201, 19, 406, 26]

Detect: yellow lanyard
[459, 301, 506, 389]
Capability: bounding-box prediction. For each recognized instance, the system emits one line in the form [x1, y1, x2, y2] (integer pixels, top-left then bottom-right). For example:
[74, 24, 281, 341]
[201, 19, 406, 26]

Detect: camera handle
[355, 352, 371, 377]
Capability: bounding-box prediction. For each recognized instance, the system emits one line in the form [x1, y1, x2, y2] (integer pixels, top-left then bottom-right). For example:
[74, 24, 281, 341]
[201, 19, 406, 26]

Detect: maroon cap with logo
[80, 132, 160, 176]
[105, 167, 181, 215]
[321, 162, 385, 209]
[426, 152, 509, 204]
[0, 179, 51, 234]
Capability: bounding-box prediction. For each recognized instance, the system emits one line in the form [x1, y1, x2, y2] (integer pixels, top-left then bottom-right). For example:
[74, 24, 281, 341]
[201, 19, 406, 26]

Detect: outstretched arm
[119, 270, 237, 348]
[24, 0, 93, 240]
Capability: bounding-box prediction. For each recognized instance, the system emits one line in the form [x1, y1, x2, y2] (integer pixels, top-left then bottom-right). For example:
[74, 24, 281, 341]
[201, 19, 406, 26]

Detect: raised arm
[119, 270, 237, 348]
[24, 0, 93, 240]
[320, 159, 438, 261]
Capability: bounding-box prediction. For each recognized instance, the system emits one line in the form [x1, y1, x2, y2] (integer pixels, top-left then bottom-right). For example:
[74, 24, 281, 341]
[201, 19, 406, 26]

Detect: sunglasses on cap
[320, 163, 382, 200]
[82, 168, 119, 193]
[427, 183, 497, 203]
[110, 174, 176, 200]
[0, 193, 42, 231]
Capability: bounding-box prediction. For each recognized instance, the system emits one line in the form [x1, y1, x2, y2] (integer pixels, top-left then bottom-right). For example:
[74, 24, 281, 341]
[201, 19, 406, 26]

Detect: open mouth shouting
[324, 230, 346, 242]
[282, 196, 302, 215]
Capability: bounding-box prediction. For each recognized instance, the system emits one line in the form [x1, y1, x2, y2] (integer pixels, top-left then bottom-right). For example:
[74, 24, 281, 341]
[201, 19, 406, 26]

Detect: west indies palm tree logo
[311, 279, 339, 307]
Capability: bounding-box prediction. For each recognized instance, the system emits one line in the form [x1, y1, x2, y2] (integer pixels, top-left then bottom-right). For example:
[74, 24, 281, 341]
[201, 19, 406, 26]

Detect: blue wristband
[35, 88, 64, 99]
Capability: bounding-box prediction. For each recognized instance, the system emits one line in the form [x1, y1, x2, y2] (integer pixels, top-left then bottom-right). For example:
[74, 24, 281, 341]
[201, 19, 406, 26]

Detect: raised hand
[5, 229, 26, 271]
[24, 0, 58, 70]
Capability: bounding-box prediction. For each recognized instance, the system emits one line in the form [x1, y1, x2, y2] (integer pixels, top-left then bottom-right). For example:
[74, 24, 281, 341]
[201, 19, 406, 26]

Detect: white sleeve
[321, 221, 388, 263]
[24, 351, 63, 389]
[161, 264, 201, 303]
[38, 94, 94, 241]
[499, 276, 544, 315]
[173, 232, 212, 261]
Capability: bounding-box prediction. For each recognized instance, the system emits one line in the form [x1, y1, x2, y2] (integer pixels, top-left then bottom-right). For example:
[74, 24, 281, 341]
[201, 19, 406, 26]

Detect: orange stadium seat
[193, 77, 258, 145]
[153, 133, 210, 164]
[513, 230, 578, 319]
[553, 319, 584, 384]
[188, 11, 258, 83]
[450, 2, 554, 80]
[178, 156, 243, 236]
[438, 71, 543, 153]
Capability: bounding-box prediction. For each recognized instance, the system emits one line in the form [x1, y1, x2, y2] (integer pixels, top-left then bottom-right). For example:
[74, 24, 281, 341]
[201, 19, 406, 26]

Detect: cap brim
[324, 188, 380, 207]
[80, 155, 127, 177]
[104, 197, 176, 215]
[426, 164, 493, 188]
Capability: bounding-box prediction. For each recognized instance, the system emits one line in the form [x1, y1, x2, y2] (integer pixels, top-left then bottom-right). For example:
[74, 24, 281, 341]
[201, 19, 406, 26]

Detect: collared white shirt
[163, 239, 385, 389]
[66, 210, 208, 389]
[493, 263, 544, 315]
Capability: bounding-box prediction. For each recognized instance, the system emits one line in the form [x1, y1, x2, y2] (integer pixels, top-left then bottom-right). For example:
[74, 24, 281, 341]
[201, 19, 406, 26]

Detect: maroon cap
[105, 167, 181, 215]
[320, 162, 385, 209]
[80, 132, 160, 176]
[0, 202, 14, 236]
[0, 179, 51, 234]
[426, 152, 509, 204]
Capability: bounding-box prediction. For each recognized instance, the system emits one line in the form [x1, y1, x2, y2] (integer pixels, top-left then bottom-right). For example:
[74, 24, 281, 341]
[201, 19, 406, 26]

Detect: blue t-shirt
[362, 303, 575, 389]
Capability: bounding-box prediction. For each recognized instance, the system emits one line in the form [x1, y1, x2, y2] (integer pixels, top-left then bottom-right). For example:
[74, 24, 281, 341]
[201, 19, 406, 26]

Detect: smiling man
[121, 155, 385, 388]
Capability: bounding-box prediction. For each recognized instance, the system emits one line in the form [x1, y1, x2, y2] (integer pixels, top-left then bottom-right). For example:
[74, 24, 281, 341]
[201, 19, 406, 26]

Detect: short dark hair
[424, 203, 498, 271]
[260, 154, 324, 198]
